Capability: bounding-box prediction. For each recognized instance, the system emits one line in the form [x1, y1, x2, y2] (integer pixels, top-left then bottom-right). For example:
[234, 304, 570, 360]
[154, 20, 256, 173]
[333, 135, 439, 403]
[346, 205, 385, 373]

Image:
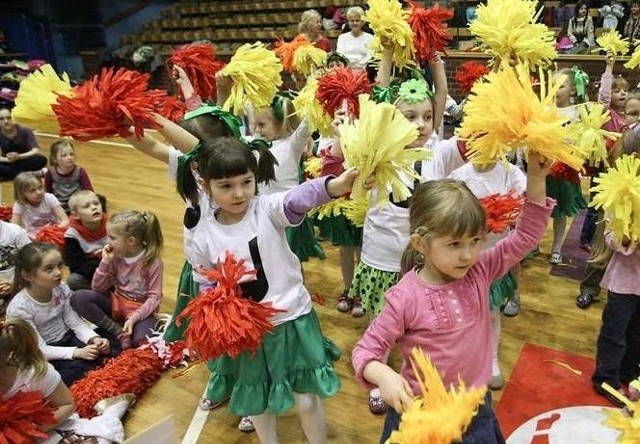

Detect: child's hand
[101, 244, 115, 263]
[376, 367, 414, 414]
[332, 109, 349, 137]
[363, 174, 376, 190]
[90, 336, 110, 354]
[327, 167, 359, 197]
[527, 152, 552, 178]
[73, 344, 100, 361]
[123, 318, 135, 336]
[605, 52, 616, 67]
[525, 151, 552, 204]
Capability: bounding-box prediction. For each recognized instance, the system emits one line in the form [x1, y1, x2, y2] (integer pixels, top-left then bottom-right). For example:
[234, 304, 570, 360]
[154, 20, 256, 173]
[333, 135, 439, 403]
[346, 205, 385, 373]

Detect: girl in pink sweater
[351, 153, 554, 443]
[71, 210, 164, 349]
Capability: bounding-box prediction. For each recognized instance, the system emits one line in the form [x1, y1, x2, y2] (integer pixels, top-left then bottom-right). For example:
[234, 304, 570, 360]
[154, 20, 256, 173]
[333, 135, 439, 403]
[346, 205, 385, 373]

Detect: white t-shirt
[336, 32, 374, 70]
[187, 192, 312, 326]
[13, 193, 62, 235]
[0, 220, 30, 282]
[3, 363, 61, 399]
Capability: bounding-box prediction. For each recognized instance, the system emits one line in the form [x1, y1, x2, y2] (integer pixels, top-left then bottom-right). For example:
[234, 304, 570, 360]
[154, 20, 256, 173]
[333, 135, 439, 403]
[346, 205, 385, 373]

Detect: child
[352, 153, 553, 443]
[184, 136, 359, 444]
[0, 220, 30, 314]
[63, 190, 108, 291]
[6, 242, 113, 385]
[11, 171, 68, 236]
[44, 139, 96, 214]
[1, 318, 132, 443]
[449, 160, 527, 388]
[71, 210, 163, 350]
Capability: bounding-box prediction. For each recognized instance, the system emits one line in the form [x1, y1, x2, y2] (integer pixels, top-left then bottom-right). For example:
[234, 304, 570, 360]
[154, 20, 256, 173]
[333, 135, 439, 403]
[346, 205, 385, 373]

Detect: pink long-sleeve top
[600, 232, 640, 296]
[599, 72, 627, 135]
[352, 198, 554, 393]
[91, 253, 163, 323]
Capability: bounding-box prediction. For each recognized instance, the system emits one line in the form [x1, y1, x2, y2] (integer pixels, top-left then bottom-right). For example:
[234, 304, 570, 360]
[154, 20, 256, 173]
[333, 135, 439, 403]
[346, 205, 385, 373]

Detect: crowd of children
[2, 3, 640, 443]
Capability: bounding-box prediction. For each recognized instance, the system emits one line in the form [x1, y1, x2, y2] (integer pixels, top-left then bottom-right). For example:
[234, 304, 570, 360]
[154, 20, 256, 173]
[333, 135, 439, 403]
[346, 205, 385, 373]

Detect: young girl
[0, 220, 30, 314]
[71, 210, 164, 350]
[449, 160, 527, 388]
[184, 136, 359, 444]
[1, 318, 132, 443]
[352, 153, 553, 443]
[11, 171, 68, 236]
[6, 243, 113, 385]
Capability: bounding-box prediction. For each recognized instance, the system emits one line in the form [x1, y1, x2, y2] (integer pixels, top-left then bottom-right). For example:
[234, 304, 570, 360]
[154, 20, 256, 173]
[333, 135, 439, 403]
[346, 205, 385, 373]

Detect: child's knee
[295, 393, 320, 414]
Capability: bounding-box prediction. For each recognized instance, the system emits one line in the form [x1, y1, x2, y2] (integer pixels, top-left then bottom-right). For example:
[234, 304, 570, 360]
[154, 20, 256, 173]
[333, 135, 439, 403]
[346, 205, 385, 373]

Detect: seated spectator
[0, 108, 47, 180]
[624, 1, 640, 50]
[337, 7, 374, 70]
[299, 9, 332, 52]
[567, 1, 595, 54]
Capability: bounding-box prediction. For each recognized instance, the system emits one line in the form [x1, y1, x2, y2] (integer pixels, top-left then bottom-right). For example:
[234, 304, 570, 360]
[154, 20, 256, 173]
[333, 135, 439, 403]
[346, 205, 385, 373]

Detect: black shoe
[576, 292, 594, 309]
[593, 382, 627, 408]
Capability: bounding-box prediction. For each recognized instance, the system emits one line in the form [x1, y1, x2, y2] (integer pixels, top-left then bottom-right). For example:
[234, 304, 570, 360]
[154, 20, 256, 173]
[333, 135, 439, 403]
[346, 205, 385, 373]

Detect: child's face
[24, 250, 63, 291]
[413, 232, 484, 283]
[328, 60, 346, 70]
[253, 108, 282, 142]
[23, 181, 45, 206]
[612, 87, 629, 110]
[578, 5, 588, 16]
[397, 100, 434, 148]
[72, 194, 103, 227]
[625, 98, 640, 125]
[55, 145, 75, 170]
[207, 171, 256, 224]
[555, 75, 574, 108]
[106, 223, 135, 256]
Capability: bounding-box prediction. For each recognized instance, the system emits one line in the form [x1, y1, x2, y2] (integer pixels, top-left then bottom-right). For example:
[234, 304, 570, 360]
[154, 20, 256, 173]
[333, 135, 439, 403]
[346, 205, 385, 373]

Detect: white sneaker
[238, 416, 254, 432]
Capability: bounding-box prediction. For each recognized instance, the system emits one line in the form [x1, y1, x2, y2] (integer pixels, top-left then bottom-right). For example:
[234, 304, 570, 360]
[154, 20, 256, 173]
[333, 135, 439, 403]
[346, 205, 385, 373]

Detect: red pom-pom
[0, 205, 12, 222]
[177, 253, 284, 360]
[407, 1, 454, 63]
[70, 348, 164, 418]
[53, 67, 165, 141]
[316, 67, 372, 118]
[0, 390, 56, 443]
[275, 35, 311, 72]
[154, 93, 188, 123]
[550, 161, 581, 184]
[168, 44, 225, 101]
[454, 61, 490, 95]
[479, 192, 525, 233]
[34, 224, 66, 248]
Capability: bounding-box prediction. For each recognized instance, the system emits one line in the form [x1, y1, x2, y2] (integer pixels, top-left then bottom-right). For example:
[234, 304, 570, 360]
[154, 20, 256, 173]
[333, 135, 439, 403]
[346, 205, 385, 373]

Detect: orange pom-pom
[177, 252, 284, 360]
[154, 93, 187, 122]
[168, 44, 226, 101]
[34, 224, 66, 248]
[275, 35, 311, 72]
[53, 67, 165, 141]
[0, 390, 56, 443]
[454, 61, 490, 95]
[316, 67, 372, 118]
[407, 1, 454, 63]
[550, 161, 581, 184]
[0, 205, 12, 222]
[479, 192, 525, 233]
[70, 348, 164, 418]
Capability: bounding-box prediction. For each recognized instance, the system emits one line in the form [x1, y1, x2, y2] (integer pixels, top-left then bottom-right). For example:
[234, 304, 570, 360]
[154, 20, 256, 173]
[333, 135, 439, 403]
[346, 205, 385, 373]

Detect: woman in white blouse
[336, 7, 374, 70]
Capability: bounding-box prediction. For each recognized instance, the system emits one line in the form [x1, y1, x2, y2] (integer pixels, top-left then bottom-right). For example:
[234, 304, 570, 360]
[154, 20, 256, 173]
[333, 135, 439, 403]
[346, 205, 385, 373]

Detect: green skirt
[286, 217, 326, 262]
[489, 271, 517, 311]
[206, 309, 341, 416]
[546, 176, 587, 218]
[316, 213, 363, 247]
[348, 262, 399, 316]
[163, 261, 200, 342]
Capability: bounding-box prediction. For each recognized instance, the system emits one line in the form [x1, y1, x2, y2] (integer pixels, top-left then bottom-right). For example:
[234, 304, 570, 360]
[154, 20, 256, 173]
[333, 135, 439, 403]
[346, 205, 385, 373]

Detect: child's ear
[70, 211, 80, 220]
[20, 269, 32, 283]
[409, 233, 427, 253]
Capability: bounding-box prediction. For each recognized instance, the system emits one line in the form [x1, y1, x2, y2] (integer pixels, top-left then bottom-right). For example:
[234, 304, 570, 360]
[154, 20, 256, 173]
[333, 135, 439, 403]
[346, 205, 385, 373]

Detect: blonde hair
[109, 210, 163, 266]
[68, 189, 99, 214]
[612, 76, 630, 92]
[400, 179, 487, 274]
[0, 318, 48, 378]
[13, 172, 42, 206]
[298, 9, 321, 34]
[49, 139, 74, 167]
[259, 97, 301, 137]
[346, 6, 364, 19]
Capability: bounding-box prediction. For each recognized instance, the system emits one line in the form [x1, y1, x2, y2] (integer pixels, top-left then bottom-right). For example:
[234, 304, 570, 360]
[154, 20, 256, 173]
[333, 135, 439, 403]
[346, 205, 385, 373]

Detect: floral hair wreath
[397, 78, 433, 104]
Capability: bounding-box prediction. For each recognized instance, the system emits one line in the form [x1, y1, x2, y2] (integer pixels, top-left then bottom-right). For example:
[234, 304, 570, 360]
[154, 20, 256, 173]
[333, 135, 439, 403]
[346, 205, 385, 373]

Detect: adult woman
[299, 9, 331, 52]
[566, 1, 595, 54]
[336, 6, 374, 70]
[624, 1, 640, 50]
[0, 108, 48, 180]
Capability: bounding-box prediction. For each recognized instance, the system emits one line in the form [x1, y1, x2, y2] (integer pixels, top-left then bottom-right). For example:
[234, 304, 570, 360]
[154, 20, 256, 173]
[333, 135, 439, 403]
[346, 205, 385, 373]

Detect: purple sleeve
[23, 127, 38, 151]
[599, 73, 613, 108]
[129, 260, 163, 323]
[283, 176, 334, 225]
[79, 168, 94, 190]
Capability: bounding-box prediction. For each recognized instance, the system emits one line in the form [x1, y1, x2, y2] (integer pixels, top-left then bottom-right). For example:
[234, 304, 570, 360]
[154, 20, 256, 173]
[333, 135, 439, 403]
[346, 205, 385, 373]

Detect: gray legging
[71, 289, 156, 347]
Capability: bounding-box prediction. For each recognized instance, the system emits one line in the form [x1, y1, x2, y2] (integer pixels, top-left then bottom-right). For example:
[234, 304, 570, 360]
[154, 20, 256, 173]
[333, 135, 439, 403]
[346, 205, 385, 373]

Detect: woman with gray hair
[336, 6, 374, 70]
[299, 9, 331, 52]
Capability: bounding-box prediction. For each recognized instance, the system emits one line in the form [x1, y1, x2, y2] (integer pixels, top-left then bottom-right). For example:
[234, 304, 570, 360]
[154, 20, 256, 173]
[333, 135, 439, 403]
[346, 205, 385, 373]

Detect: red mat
[495, 343, 610, 438]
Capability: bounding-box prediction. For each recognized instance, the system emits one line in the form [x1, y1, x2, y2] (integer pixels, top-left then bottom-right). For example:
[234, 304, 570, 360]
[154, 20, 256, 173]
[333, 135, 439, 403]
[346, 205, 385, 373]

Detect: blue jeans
[379, 392, 505, 444]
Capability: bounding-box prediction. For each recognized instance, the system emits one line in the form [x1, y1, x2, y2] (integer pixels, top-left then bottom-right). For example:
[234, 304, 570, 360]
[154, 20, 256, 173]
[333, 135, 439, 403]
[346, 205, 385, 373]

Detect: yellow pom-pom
[458, 63, 584, 170]
[303, 156, 323, 179]
[569, 103, 620, 166]
[293, 45, 327, 77]
[469, 0, 556, 67]
[387, 348, 487, 444]
[339, 95, 429, 205]
[220, 43, 283, 116]
[12, 64, 73, 132]
[308, 197, 348, 220]
[364, 0, 415, 68]
[343, 196, 370, 227]
[292, 79, 333, 137]
[590, 155, 640, 245]
[603, 407, 640, 444]
[595, 30, 629, 56]
[625, 46, 640, 69]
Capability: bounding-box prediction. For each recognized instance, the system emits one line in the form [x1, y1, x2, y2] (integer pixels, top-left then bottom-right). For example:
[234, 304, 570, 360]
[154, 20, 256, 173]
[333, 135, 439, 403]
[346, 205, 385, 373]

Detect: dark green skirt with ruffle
[316, 213, 363, 247]
[163, 261, 199, 342]
[489, 271, 517, 311]
[546, 176, 587, 218]
[286, 217, 326, 262]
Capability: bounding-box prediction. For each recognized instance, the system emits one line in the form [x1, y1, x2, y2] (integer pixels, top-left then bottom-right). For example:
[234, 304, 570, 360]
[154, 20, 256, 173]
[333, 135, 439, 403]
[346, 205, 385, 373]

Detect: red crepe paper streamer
[53, 67, 165, 141]
[316, 67, 372, 118]
[176, 252, 284, 360]
[275, 34, 310, 73]
[155, 94, 187, 123]
[407, 1, 454, 63]
[0, 205, 12, 222]
[479, 192, 525, 233]
[70, 348, 163, 418]
[34, 224, 66, 248]
[454, 61, 490, 95]
[0, 390, 56, 444]
[168, 44, 225, 101]
[550, 161, 581, 184]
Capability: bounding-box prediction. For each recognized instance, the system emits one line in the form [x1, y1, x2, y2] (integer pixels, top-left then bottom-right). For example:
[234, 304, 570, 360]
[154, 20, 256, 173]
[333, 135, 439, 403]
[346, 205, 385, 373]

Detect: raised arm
[430, 55, 448, 132]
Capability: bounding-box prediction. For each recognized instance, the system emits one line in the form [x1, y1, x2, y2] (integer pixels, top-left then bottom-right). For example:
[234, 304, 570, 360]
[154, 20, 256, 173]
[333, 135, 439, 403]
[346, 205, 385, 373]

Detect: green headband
[571, 66, 589, 100]
[183, 104, 242, 139]
[397, 79, 433, 104]
[271, 95, 285, 122]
